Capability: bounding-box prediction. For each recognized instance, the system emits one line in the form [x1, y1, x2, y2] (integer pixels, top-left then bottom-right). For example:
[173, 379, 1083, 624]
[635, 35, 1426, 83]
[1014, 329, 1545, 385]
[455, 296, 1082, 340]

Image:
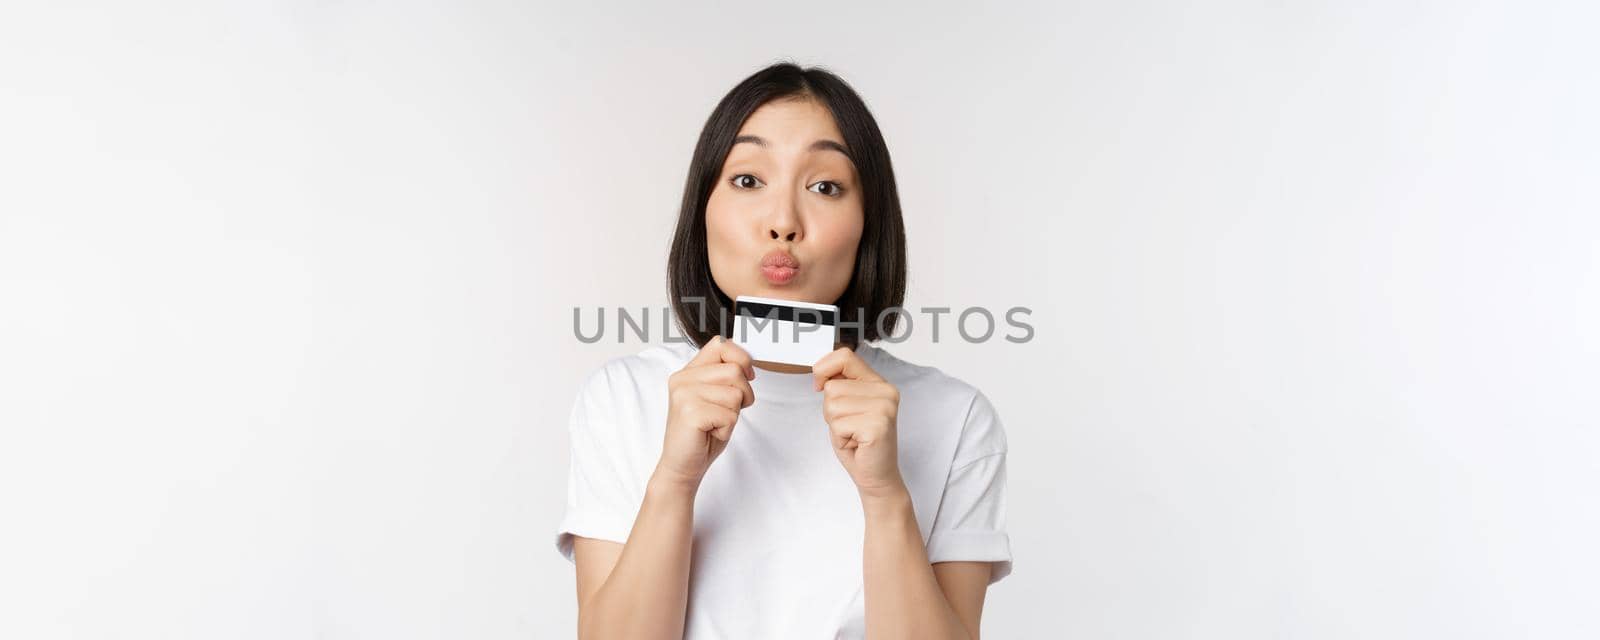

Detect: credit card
[731, 295, 839, 368]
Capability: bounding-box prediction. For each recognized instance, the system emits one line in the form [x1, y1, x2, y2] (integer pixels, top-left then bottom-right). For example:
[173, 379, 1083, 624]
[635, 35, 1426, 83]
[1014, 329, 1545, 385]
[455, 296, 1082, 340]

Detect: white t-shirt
[554, 340, 1012, 639]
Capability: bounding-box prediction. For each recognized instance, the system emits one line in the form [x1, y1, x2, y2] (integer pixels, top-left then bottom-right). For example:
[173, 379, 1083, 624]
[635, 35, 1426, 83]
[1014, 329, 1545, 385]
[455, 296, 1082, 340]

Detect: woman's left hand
[813, 347, 905, 499]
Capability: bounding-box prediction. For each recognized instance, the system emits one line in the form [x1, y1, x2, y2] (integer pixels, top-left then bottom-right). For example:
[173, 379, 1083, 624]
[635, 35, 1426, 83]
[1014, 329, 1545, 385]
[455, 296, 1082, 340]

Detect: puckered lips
[759, 249, 800, 286]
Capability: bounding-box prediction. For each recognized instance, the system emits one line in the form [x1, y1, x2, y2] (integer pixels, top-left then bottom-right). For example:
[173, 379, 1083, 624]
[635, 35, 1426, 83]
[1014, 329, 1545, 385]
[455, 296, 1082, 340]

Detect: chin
[760, 284, 807, 297]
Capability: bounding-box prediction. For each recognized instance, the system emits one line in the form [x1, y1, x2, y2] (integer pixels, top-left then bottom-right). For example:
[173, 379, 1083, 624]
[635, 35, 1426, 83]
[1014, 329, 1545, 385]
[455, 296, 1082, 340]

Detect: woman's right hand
[655, 335, 755, 489]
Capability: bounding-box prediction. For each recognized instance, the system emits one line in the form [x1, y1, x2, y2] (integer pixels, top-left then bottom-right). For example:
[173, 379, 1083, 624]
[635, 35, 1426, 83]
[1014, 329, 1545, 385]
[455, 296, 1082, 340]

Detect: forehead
[735, 97, 845, 146]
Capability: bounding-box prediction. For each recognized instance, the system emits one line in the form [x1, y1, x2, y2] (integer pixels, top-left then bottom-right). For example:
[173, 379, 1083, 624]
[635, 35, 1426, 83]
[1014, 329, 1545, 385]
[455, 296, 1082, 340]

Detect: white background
[2, 1, 1597, 638]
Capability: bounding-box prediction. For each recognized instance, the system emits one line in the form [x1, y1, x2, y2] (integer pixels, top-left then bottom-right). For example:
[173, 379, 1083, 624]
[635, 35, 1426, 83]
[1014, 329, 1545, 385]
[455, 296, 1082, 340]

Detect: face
[704, 96, 864, 306]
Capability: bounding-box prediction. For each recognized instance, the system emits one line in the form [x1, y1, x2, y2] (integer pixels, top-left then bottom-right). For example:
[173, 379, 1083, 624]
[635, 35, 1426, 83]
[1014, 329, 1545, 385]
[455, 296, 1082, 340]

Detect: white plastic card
[731, 295, 839, 368]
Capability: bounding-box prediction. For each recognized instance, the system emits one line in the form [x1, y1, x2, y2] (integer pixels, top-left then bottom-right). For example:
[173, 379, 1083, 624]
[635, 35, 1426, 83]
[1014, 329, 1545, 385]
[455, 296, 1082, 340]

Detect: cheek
[703, 193, 748, 280]
[704, 193, 735, 251]
[812, 211, 865, 281]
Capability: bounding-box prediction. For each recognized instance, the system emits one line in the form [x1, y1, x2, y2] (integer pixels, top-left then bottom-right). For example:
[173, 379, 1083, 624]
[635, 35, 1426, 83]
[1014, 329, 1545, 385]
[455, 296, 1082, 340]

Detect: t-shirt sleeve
[554, 363, 640, 563]
[924, 390, 1013, 585]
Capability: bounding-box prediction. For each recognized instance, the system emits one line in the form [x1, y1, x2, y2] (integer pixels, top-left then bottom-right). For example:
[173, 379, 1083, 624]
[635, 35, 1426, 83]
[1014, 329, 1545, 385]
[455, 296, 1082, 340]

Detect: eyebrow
[732, 135, 852, 159]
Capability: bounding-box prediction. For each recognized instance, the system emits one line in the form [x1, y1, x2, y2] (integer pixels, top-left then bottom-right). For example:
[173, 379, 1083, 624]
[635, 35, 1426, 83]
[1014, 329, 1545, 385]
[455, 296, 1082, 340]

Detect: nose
[766, 193, 802, 242]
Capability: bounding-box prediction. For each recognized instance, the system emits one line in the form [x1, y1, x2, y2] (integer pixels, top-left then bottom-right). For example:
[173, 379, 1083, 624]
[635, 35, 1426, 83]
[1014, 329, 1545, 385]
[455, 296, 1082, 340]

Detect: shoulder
[568, 342, 697, 438]
[574, 341, 697, 401]
[862, 343, 1008, 465]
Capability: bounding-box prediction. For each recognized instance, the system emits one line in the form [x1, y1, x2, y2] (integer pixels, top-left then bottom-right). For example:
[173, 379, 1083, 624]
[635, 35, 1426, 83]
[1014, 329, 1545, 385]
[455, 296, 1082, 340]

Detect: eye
[730, 174, 764, 190]
[808, 180, 846, 198]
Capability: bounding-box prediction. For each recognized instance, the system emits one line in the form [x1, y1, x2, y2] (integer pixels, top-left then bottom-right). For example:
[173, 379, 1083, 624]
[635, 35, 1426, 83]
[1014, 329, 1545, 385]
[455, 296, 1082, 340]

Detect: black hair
[667, 62, 907, 349]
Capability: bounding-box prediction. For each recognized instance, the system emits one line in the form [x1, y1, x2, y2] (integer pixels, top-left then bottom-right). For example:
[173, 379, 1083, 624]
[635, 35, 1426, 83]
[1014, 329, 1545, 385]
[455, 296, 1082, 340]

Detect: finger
[691, 403, 739, 434]
[823, 380, 899, 415]
[689, 335, 755, 380]
[811, 346, 882, 390]
[695, 384, 749, 411]
[682, 363, 755, 407]
[820, 379, 878, 398]
[829, 414, 887, 446]
[822, 395, 888, 422]
[828, 418, 857, 449]
[717, 339, 756, 380]
[827, 415, 881, 449]
[831, 430, 853, 451]
[686, 335, 728, 368]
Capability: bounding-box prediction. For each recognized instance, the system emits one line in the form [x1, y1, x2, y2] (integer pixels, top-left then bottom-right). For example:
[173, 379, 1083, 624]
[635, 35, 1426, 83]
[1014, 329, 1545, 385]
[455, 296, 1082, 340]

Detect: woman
[555, 62, 1012, 639]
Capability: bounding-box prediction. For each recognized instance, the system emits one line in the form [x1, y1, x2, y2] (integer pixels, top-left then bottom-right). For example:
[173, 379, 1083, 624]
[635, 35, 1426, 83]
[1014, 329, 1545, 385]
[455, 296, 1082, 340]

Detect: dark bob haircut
[667, 62, 907, 349]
